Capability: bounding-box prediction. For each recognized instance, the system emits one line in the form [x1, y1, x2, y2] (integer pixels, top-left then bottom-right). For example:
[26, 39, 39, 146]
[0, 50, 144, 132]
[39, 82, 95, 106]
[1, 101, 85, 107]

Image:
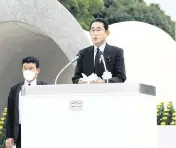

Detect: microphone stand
[100, 52, 109, 84]
[54, 55, 80, 85]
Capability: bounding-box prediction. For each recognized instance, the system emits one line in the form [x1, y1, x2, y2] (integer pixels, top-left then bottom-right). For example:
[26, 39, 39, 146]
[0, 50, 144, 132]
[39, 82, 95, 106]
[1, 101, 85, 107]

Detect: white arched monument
[84, 21, 176, 104]
[0, 0, 90, 113]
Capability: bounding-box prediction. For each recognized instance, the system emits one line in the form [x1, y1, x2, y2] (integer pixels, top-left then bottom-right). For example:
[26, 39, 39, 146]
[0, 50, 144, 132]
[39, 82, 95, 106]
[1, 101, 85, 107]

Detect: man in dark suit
[5, 56, 47, 148]
[72, 18, 126, 84]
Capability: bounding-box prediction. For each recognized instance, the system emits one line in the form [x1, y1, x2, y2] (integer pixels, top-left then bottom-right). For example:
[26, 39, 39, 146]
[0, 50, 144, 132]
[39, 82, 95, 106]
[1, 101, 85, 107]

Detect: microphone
[99, 51, 112, 83]
[99, 51, 108, 72]
[54, 53, 81, 84]
[70, 53, 81, 63]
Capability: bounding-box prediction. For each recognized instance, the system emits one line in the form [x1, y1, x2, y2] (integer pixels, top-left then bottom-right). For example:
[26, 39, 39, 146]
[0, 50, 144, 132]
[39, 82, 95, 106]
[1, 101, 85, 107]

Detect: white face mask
[23, 70, 36, 81]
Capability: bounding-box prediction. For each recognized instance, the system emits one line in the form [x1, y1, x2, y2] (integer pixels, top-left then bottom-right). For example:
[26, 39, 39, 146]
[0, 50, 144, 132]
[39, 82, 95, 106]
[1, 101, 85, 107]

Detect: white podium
[20, 83, 157, 148]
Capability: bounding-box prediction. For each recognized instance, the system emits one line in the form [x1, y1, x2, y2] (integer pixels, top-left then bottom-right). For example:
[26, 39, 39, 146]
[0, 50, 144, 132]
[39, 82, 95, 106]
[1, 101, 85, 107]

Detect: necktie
[94, 48, 101, 76]
[28, 83, 31, 86]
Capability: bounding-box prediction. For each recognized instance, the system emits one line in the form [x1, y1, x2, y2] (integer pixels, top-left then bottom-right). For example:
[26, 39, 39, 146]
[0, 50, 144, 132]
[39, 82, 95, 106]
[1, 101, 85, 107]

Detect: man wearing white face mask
[5, 56, 47, 148]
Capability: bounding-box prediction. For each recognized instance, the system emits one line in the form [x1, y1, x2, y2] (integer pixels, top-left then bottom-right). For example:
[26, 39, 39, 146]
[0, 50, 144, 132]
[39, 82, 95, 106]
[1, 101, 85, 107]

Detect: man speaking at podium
[72, 18, 126, 84]
[5, 56, 47, 148]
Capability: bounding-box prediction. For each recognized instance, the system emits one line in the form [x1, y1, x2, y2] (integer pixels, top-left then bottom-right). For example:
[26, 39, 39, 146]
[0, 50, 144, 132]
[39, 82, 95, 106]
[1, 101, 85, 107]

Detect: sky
[144, 0, 176, 21]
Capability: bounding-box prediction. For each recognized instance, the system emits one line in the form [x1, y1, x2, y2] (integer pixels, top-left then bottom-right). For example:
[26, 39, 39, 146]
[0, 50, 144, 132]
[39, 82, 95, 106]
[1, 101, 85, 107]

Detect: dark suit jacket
[6, 81, 47, 142]
[72, 44, 126, 83]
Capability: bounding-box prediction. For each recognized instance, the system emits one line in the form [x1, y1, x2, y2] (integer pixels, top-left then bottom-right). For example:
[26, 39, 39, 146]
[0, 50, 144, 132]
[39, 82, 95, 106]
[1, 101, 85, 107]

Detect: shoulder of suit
[38, 81, 47, 85]
[10, 81, 47, 89]
[107, 44, 124, 53]
[79, 45, 93, 53]
[79, 44, 124, 53]
[10, 82, 24, 90]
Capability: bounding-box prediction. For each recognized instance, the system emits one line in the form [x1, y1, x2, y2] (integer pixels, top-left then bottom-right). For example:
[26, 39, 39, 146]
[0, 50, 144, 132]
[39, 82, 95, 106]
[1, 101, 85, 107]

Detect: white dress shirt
[94, 42, 106, 65]
[19, 79, 37, 124]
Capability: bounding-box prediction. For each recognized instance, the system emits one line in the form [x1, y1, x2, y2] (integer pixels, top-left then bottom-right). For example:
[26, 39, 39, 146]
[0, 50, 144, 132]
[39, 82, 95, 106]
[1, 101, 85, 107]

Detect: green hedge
[157, 102, 176, 125]
[0, 108, 6, 148]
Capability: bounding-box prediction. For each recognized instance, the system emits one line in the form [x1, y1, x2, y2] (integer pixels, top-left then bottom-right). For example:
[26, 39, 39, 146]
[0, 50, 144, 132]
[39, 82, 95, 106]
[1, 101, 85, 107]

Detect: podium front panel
[20, 89, 157, 148]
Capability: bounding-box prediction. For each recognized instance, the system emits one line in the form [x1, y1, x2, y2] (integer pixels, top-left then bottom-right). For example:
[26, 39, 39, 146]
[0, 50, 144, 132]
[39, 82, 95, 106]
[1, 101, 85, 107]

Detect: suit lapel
[101, 44, 112, 73]
[16, 81, 24, 96]
[88, 46, 95, 74]
[104, 44, 112, 59]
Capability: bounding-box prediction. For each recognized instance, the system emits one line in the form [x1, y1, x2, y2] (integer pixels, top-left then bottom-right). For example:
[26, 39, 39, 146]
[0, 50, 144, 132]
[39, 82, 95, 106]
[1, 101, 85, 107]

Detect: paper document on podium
[80, 73, 100, 82]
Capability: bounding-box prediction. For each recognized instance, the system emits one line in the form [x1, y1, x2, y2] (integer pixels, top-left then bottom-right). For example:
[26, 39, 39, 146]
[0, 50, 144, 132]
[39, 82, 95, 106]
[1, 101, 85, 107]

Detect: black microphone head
[76, 53, 80, 58]
[76, 52, 82, 60]
[76, 53, 80, 57]
[77, 50, 84, 56]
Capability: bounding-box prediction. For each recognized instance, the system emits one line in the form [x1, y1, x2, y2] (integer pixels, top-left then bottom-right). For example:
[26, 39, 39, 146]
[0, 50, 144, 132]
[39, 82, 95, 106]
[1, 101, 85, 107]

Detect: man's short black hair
[89, 18, 109, 31]
[22, 56, 39, 68]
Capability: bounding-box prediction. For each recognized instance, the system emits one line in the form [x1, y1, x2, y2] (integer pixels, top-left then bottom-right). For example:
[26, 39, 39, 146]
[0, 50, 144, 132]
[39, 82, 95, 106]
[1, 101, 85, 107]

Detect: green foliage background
[59, 0, 175, 40]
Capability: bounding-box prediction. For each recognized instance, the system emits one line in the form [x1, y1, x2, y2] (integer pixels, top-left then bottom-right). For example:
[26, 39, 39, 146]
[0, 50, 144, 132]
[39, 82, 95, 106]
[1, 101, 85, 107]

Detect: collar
[94, 42, 106, 53]
[24, 79, 37, 86]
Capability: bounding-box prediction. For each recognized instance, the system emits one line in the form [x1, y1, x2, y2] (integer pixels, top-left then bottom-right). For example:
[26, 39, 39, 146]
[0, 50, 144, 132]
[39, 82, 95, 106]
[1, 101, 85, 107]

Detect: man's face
[90, 22, 109, 47]
[22, 63, 40, 77]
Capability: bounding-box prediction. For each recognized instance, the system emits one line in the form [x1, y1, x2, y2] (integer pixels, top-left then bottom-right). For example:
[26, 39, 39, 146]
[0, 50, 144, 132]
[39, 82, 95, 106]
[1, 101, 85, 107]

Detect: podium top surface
[22, 83, 156, 96]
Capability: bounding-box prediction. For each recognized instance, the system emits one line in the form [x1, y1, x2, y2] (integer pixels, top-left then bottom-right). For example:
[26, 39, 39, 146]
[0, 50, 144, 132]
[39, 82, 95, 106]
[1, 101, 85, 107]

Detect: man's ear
[36, 68, 40, 74]
[106, 30, 110, 36]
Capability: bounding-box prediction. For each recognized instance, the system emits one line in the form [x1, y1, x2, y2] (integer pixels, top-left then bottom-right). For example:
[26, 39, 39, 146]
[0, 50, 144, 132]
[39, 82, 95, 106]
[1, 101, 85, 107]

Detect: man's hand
[90, 79, 105, 84]
[78, 78, 105, 84]
[78, 80, 88, 84]
[6, 138, 14, 148]
[97, 79, 105, 83]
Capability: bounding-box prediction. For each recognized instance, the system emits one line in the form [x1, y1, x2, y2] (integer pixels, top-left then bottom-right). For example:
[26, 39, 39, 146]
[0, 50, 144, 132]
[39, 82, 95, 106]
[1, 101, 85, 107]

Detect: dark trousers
[16, 125, 21, 148]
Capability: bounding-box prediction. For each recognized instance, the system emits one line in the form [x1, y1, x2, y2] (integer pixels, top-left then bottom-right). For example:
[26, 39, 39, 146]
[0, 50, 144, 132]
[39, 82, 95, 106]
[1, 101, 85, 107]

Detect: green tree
[101, 0, 175, 40]
[148, 3, 175, 40]
[59, 0, 175, 40]
[59, 0, 104, 30]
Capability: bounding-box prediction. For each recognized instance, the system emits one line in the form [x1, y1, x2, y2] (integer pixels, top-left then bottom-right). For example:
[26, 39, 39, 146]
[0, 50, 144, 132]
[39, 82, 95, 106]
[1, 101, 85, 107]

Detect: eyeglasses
[90, 28, 105, 33]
